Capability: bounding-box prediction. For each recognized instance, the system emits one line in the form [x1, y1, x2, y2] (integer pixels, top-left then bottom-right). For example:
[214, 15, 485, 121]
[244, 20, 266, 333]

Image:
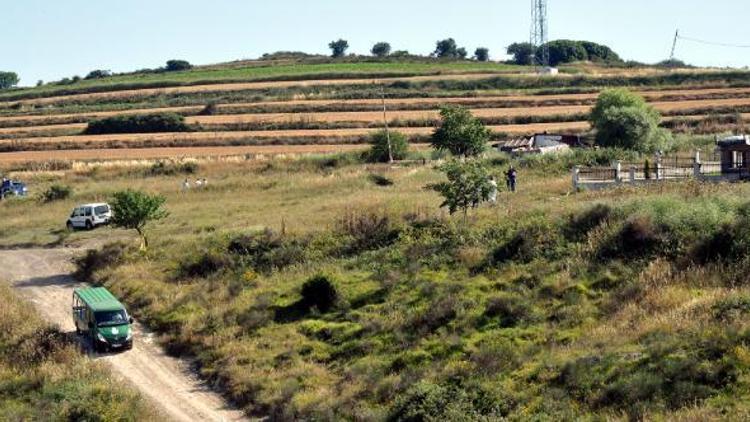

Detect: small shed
[496, 133, 584, 155]
[717, 135, 750, 175]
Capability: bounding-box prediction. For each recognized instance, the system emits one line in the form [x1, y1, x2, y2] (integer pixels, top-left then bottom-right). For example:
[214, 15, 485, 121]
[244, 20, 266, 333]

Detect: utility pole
[670, 29, 679, 61]
[381, 85, 393, 163]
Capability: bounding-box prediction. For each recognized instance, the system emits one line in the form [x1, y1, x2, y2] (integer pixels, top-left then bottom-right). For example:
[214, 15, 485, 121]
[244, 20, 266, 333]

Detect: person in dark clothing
[506, 166, 518, 193]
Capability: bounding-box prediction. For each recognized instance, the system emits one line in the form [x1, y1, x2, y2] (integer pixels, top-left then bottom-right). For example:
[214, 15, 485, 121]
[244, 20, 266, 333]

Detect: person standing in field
[488, 176, 498, 205]
[182, 178, 190, 192]
[506, 166, 518, 193]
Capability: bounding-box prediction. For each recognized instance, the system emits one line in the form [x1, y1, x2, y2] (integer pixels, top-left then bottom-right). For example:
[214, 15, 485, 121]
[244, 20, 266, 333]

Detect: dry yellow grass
[0, 143, 383, 164]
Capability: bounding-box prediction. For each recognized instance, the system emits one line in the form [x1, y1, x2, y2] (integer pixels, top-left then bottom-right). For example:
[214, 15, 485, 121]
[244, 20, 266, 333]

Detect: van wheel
[85, 220, 93, 230]
[66, 221, 74, 231]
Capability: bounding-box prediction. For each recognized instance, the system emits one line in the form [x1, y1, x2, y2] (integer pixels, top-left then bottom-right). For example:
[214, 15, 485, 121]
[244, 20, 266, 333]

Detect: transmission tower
[531, 0, 550, 68]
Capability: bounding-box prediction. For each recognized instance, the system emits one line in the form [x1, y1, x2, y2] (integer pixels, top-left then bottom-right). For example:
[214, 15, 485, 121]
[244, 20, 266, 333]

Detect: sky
[2, 0, 749, 86]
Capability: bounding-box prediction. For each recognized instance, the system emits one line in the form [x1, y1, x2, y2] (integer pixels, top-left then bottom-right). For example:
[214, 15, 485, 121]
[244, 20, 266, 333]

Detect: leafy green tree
[543, 40, 588, 66]
[110, 190, 168, 249]
[507, 43, 535, 65]
[165, 60, 192, 72]
[590, 89, 671, 152]
[367, 130, 409, 163]
[0, 72, 19, 89]
[456, 47, 468, 59]
[371, 42, 392, 57]
[474, 48, 490, 62]
[329, 39, 349, 58]
[433, 38, 462, 58]
[430, 160, 493, 217]
[431, 105, 490, 157]
[579, 41, 621, 63]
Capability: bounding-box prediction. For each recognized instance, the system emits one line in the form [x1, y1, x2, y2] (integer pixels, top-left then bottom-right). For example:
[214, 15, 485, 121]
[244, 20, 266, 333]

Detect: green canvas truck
[72, 287, 134, 352]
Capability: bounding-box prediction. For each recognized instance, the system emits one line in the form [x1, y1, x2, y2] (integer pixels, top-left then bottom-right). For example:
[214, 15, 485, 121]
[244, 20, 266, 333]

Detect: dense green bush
[366, 129, 409, 163]
[40, 184, 72, 203]
[590, 89, 671, 153]
[85, 113, 190, 134]
[389, 381, 506, 421]
[301, 275, 339, 312]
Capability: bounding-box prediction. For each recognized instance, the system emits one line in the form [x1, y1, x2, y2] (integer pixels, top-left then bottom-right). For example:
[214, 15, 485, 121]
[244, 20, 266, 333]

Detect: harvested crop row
[3, 96, 749, 138]
[0, 121, 590, 150]
[2, 86, 749, 128]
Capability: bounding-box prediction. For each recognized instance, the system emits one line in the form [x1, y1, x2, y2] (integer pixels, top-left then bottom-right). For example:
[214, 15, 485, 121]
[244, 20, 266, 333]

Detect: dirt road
[0, 247, 248, 422]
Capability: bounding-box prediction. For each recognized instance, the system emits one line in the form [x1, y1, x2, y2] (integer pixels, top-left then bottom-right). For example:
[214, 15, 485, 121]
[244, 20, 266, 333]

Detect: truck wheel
[66, 221, 74, 231]
[85, 220, 93, 230]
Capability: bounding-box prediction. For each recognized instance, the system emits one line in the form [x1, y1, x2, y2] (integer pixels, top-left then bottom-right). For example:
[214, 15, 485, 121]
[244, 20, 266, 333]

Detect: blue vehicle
[0, 179, 27, 199]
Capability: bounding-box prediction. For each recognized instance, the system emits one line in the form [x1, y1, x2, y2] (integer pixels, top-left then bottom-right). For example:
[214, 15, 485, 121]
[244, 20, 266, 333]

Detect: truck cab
[73, 287, 134, 352]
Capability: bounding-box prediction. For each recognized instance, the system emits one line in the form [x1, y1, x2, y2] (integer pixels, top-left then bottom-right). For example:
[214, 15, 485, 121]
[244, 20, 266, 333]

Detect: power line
[677, 34, 750, 49]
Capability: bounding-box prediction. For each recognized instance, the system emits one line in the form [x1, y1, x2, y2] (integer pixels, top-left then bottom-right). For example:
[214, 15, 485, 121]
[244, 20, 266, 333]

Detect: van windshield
[94, 310, 129, 327]
[94, 205, 109, 215]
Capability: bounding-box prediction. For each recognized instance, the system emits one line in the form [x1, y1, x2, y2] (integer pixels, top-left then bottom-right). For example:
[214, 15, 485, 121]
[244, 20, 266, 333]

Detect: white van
[67, 203, 112, 230]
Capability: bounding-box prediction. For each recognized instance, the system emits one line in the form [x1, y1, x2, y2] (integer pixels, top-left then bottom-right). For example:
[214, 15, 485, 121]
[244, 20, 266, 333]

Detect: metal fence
[578, 167, 617, 181]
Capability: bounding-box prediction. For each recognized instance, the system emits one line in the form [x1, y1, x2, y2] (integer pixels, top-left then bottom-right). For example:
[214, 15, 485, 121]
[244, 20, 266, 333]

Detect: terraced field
[1, 60, 749, 164]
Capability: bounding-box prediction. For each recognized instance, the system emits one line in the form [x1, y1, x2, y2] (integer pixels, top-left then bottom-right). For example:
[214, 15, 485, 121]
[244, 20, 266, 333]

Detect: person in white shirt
[488, 176, 498, 205]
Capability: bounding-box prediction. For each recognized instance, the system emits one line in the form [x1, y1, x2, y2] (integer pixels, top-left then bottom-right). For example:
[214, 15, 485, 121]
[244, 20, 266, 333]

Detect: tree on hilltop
[474, 48, 490, 62]
[0, 72, 20, 89]
[371, 42, 392, 57]
[507, 43, 535, 65]
[329, 39, 349, 58]
[433, 38, 466, 59]
[165, 60, 193, 72]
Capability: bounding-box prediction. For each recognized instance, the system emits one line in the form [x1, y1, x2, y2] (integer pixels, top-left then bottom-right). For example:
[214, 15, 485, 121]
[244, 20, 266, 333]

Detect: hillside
[2, 57, 750, 420]
[0, 58, 749, 164]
